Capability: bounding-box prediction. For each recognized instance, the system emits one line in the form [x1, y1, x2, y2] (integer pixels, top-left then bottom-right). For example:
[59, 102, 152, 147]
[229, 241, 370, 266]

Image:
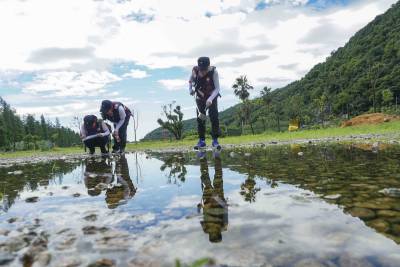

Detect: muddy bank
[1, 132, 399, 166]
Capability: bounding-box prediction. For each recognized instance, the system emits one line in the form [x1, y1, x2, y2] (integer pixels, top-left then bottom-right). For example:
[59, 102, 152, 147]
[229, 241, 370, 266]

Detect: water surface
[0, 144, 400, 266]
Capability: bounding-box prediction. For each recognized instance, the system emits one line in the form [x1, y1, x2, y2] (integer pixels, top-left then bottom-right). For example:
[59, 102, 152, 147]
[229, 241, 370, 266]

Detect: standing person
[100, 100, 132, 153]
[80, 115, 111, 155]
[189, 57, 221, 150]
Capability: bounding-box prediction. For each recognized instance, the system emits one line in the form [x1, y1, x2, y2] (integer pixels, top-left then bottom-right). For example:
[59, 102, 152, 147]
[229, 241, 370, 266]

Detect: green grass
[1, 121, 400, 159]
[0, 146, 82, 159]
[127, 120, 400, 151]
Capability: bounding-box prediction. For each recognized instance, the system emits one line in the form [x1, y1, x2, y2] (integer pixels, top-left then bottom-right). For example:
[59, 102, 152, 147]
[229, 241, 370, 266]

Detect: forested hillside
[0, 97, 80, 151]
[144, 1, 400, 140]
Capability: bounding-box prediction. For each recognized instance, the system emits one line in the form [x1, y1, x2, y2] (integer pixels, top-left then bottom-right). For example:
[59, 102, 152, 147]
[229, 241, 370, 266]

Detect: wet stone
[366, 219, 390, 233]
[82, 226, 109, 235]
[72, 193, 81, 198]
[88, 258, 116, 267]
[25, 197, 40, 203]
[377, 210, 400, 218]
[347, 207, 376, 220]
[0, 251, 15, 266]
[61, 186, 69, 190]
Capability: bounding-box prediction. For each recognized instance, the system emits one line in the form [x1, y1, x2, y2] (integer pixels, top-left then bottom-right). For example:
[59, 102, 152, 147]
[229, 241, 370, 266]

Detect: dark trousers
[84, 136, 109, 154]
[113, 119, 129, 152]
[196, 97, 220, 139]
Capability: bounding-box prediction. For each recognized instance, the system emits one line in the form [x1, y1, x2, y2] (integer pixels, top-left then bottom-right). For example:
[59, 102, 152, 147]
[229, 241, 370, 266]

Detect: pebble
[379, 188, 400, 198]
[7, 170, 23, 175]
[324, 194, 341, 200]
[72, 193, 81, 198]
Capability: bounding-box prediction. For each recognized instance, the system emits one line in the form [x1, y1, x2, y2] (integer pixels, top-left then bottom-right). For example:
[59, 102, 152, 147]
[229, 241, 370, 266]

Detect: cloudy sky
[0, 0, 397, 139]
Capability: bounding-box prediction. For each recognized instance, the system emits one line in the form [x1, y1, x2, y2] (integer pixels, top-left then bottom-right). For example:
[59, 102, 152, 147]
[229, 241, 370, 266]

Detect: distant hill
[144, 2, 400, 140]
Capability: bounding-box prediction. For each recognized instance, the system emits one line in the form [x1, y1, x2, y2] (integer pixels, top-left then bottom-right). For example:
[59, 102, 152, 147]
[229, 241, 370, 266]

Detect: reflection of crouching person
[80, 115, 111, 155]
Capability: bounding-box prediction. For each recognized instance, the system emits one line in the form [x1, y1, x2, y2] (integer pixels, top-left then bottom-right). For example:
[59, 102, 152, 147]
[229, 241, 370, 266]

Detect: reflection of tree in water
[106, 155, 136, 209]
[239, 156, 260, 203]
[0, 160, 81, 212]
[83, 155, 136, 209]
[240, 177, 261, 203]
[198, 157, 228, 243]
[160, 153, 187, 184]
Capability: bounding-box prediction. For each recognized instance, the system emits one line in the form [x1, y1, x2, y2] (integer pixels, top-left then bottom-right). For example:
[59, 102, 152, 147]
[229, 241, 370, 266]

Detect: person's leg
[112, 123, 120, 152]
[196, 98, 206, 140]
[208, 98, 220, 139]
[98, 136, 109, 154]
[118, 120, 129, 152]
[84, 139, 96, 155]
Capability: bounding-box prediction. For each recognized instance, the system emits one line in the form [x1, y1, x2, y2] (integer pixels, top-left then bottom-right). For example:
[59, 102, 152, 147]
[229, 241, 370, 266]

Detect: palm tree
[232, 75, 254, 135]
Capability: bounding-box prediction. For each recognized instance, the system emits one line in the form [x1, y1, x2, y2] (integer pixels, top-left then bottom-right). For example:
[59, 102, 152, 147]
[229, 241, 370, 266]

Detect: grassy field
[1, 121, 400, 158]
[127, 120, 400, 150]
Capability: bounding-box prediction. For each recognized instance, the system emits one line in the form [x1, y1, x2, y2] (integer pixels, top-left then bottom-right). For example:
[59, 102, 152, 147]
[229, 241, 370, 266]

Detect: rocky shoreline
[1, 132, 399, 167]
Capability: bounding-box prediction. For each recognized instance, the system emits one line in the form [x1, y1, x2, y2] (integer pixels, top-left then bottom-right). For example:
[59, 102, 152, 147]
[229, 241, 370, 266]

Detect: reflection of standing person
[106, 155, 137, 209]
[198, 157, 228, 243]
[83, 158, 113, 196]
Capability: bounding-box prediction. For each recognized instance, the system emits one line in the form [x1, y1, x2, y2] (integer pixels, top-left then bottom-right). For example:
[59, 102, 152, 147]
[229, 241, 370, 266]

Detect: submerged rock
[83, 214, 98, 222]
[82, 226, 109, 235]
[367, 219, 390, 233]
[25, 197, 39, 203]
[347, 207, 376, 220]
[72, 193, 81, 198]
[0, 251, 15, 265]
[88, 258, 116, 267]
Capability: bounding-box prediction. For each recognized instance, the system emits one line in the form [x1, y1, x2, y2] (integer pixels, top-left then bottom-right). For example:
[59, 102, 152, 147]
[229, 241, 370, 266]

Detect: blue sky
[0, 0, 396, 139]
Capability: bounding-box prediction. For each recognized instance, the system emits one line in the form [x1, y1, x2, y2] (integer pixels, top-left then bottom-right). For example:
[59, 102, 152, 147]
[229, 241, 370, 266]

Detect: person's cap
[100, 100, 112, 113]
[83, 115, 97, 127]
[197, 57, 210, 71]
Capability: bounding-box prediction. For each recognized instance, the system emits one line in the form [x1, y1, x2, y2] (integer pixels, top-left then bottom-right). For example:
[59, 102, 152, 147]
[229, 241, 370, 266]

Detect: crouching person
[80, 115, 111, 155]
[100, 100, 132, 154]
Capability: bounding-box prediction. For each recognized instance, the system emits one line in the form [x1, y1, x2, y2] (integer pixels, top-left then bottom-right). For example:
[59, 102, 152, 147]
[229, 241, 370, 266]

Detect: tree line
[0, 97, 80, 151]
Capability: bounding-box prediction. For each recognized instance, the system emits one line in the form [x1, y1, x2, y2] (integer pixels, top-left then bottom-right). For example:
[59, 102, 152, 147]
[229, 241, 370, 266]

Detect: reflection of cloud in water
[127, 184, 400, 266]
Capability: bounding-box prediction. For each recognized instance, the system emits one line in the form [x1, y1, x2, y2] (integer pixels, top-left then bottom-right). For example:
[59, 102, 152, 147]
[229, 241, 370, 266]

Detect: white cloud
[122, 69, 149, 79]
[23, 70, 121, 97]
[158, 79, 187, 91]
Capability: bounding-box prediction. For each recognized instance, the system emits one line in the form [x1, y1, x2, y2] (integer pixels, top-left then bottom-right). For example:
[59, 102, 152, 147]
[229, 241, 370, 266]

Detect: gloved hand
[206, 99, 212, 108]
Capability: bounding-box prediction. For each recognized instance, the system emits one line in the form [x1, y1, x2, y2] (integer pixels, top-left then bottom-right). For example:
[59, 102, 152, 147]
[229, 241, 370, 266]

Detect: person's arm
[206, 69, 220, 105]
[100, 122, 110, 137]
[114, 106, 126, 132]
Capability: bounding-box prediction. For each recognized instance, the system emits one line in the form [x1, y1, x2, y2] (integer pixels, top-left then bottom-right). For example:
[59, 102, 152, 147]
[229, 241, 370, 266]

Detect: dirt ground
[341, 113, 400, 127]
